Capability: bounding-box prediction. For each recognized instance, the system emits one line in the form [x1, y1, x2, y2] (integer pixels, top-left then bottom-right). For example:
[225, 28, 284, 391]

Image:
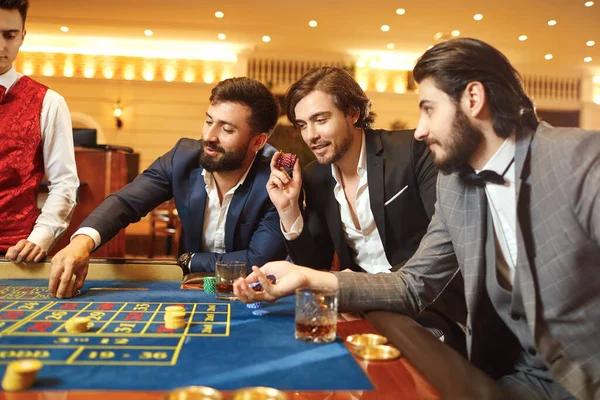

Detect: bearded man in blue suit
[49, 77, 287, 298]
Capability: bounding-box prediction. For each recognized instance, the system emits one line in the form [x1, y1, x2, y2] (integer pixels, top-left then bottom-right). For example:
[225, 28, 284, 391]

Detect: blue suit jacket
[80, 139, 287, 272]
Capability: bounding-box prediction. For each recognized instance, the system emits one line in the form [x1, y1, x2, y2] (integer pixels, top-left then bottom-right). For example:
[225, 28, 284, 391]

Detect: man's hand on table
[49, 235, 95, 298]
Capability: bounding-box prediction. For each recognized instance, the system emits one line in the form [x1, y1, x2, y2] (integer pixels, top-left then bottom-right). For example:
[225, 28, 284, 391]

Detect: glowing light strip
[21, 34, 242, 62]
[348, 49, 421, 71]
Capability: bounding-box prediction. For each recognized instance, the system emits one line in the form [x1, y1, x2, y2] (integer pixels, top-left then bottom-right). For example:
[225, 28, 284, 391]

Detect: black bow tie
[460, 158, 514, 187]
[0, 85, 6, 103]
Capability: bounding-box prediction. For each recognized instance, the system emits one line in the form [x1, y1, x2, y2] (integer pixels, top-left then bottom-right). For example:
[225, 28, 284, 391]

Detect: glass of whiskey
[295, 287, 338, 343]
[215, 261, 246, 300]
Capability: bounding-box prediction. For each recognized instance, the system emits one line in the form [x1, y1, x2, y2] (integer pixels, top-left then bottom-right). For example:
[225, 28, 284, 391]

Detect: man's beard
[199, 141, 248, 172]
[314, 123, 354, 165]
[429, 108, 483, 174]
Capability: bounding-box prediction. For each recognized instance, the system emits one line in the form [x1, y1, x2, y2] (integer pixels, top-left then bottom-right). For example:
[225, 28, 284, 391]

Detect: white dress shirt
[284, 134, 392, 274]
[200, 162, 254, 253]
[1, 67, 79, 252]
[477, 136, 517, 289]
[74, 156, 256, 253]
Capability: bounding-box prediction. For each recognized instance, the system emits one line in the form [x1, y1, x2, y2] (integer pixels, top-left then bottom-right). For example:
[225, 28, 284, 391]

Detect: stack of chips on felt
[1, 359, 43, 391]
[164, 306, 186, 329]
[203, 277, 216, 293]
[65, 316, 90, 333]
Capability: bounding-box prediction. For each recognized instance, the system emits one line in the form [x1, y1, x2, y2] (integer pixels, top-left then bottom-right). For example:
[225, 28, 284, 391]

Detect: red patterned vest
[0, 76, 47, 252]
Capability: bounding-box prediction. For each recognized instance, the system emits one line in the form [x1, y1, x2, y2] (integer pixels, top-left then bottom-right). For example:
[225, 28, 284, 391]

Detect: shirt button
[510, 313, 520, 321]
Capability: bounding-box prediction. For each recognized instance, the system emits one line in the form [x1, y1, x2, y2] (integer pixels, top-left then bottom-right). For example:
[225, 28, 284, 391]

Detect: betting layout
[0, 286, 230, 366]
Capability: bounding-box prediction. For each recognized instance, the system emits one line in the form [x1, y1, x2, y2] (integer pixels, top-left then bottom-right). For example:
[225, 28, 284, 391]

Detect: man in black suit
[48, 77, 287, 298]
[267, 67, 466, 348]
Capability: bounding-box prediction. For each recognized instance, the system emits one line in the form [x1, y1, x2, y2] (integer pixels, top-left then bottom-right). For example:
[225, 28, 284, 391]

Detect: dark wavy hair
[209, 77, 280, 136]
[285, 66, 376, 129]
[413, 38, 538, 138]
[0, 0, 29, 26]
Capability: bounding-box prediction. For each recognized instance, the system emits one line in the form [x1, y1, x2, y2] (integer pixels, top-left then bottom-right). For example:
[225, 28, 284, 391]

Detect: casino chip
[65, 316, 91, 333]
[276, 152, 297, 171]
[203, 277, 216, 293]
[249, 274, 276, 292]
[246, 302, 263, 309]
[252, 309, 270, 316]
[1, 359, 43, 391]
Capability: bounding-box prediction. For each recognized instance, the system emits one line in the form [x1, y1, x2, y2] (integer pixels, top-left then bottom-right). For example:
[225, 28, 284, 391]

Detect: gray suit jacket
[335, 122, 600, 399]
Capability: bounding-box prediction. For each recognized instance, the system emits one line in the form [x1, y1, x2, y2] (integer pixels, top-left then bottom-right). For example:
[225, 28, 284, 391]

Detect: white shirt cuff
[27, 226, 55, 252]
[281, 215, 304, 241]
[71, 228, 101, 250]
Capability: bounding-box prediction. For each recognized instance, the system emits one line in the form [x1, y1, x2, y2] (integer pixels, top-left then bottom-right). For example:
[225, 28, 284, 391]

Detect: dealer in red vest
[0, 0, 79, 263]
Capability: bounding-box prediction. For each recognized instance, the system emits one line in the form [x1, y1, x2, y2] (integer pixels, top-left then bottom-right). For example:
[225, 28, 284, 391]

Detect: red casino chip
[276, 152, 297, 170]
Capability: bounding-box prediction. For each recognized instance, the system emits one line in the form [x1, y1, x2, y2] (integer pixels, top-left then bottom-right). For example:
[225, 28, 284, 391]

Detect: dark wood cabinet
[47, 148, 139, 257]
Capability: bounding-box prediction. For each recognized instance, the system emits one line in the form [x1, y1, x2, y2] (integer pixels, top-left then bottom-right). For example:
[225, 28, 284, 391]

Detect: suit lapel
[366, 132, 387, 246]
[322, 172, 351, 267]
[464, 183, 489, 314]
[513, 125, 537, 335]
[187, 168, 207, 252]
[514, 126, 535, 199]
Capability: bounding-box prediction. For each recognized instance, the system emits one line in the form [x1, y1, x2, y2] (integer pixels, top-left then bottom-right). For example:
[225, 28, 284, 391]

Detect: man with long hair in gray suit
[234, 38, 600, 400]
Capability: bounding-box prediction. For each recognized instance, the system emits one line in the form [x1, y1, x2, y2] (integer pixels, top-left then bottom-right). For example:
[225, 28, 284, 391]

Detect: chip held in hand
[276, 152, 298, 171]
[249, 274, 277, 291]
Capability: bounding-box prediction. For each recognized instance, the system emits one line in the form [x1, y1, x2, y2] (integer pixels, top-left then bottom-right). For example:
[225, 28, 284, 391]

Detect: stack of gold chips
[65, 316, 91, 333]
[1, 359, 43, 391]
[164, 306, 186, 329]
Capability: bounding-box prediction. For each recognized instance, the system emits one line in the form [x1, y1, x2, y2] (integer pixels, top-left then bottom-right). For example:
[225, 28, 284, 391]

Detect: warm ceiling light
[396, 8, 406, 15]
[217, 33, 226, 40]
[545, 54, 553, 60]
[308, 20, 318, 27]
[585, 1, 594, 6]
[584, 57, 593, 62]
[215, 11, 224, 18]
[587, 40, 596, 46]
[381, 25, 390, 32]
[60, 26, 69, 33]
[387, 43, 395, 49]
[144, 30, 153, 37]
[434, 32, 444, 40]
[451, 30, 461, 37]
[473, 14, 483, 21]
[547, 20, 557, 26]
[262, 35, 271, 43]
[518, 35, 528, 41]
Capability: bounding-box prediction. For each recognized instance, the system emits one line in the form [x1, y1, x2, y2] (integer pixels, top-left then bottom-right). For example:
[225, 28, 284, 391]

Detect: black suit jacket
[287, 129, 436, 270]
[80, 139, 287, 273]
[287, 129, 466, 324]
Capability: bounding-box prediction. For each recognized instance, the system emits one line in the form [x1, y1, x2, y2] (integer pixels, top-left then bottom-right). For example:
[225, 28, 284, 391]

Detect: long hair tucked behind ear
[413, 38, 539, 138]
